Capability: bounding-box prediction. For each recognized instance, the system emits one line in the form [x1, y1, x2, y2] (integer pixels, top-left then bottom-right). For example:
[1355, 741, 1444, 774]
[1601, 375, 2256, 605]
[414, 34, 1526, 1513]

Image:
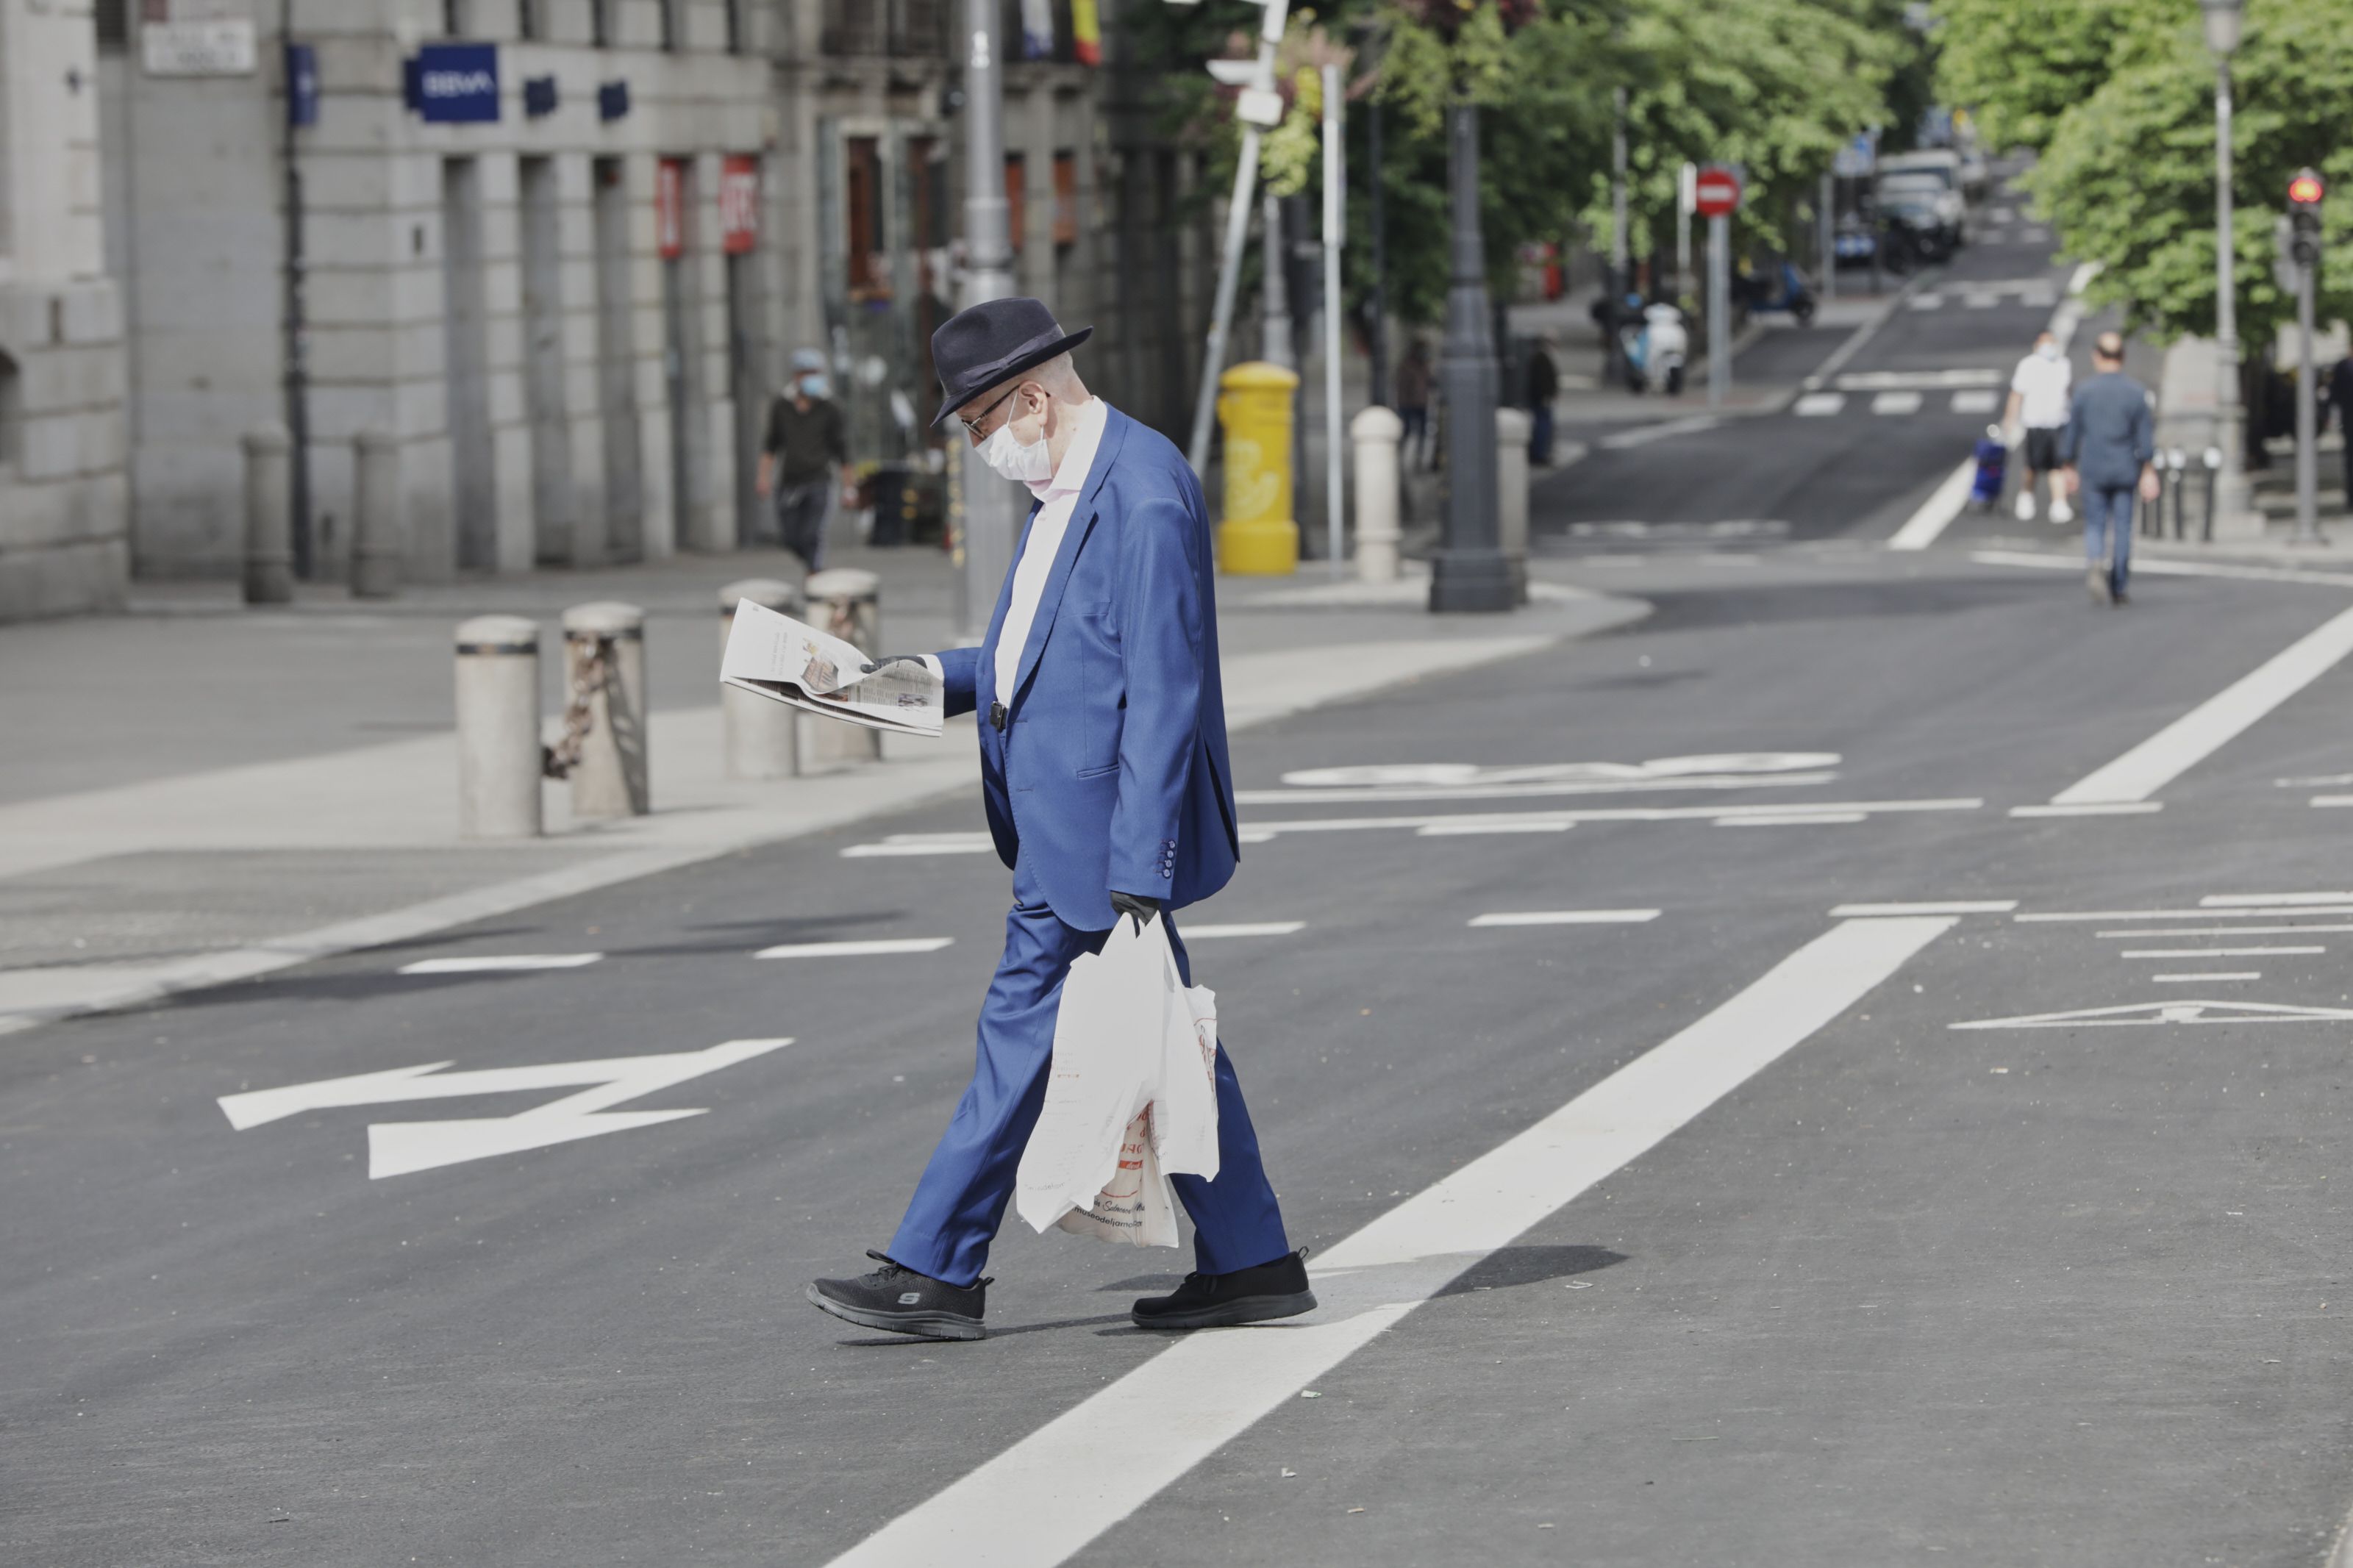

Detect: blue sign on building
[597, 80, 630, 123]
[285, 43, 319, 128]
[403, 42, 500, 124]
[524, 75, 558, 119]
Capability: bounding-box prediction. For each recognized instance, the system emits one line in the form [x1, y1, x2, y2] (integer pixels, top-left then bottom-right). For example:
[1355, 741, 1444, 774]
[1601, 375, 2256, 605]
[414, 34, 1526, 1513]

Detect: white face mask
[2037, 343, 2061, 361]
[979, 416, 1054, 484]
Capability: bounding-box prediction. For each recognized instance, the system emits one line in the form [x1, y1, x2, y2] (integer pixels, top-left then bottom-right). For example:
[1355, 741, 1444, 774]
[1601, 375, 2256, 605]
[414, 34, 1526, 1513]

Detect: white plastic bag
[1014, 918, 1223, 1247]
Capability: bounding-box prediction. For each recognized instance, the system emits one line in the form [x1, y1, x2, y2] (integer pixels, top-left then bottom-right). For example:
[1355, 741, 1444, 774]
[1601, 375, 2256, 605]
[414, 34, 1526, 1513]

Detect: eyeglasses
[957, 384, 1024, 440]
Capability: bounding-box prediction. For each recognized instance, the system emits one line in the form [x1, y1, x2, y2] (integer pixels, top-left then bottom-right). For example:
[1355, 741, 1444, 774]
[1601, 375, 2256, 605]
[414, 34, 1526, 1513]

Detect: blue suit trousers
[887, 857, 1292, 1289]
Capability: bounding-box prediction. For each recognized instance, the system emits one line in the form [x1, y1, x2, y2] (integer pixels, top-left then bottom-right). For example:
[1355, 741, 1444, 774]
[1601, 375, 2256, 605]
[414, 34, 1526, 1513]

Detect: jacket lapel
[976, 497, 1036, 714]
[1010, 407, 1128, 705]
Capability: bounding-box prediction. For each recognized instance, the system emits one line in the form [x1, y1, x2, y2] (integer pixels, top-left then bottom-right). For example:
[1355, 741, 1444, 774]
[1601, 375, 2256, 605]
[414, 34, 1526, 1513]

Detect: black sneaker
[1132, 1249, 1317, 1331]
[807, 1251, 989, 1342]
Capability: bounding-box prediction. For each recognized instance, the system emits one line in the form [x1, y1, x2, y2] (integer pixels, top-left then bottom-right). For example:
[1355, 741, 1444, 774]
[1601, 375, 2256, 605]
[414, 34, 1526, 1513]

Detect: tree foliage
[1938, 0, 2353, 346]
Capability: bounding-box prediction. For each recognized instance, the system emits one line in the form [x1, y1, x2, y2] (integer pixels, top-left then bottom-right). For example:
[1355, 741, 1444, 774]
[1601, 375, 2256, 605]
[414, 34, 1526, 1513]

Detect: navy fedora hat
[930, 297, 1092, 426]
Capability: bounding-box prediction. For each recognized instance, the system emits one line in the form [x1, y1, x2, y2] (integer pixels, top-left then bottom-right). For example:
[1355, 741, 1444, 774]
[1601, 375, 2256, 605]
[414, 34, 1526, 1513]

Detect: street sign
[1693, 167, 1742, 219]
[654, 159, 685, 259]
[218, 1038, 791, 1178]
[719, 154, 760, 254]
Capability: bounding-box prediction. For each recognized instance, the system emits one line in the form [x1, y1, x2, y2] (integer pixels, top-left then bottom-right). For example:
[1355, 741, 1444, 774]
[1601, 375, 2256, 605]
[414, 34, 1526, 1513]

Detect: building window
[724, 0, 743, 53]
[1004, 153, 1026, 255]
[590, 0, 612, 47]
[659, 0, 677, 50]
[443, 0, 465, 37]
[846, 137, 888, 301]
[96, 0, 129, 49]
[518, 0, 538, 40]
[1051, 151, 1079, 248]
[0, 352, 19, 470]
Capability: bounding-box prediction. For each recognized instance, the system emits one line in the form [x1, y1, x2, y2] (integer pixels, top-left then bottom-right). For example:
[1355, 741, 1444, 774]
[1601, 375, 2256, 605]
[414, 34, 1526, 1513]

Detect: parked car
[1877, 171, 1965, 249]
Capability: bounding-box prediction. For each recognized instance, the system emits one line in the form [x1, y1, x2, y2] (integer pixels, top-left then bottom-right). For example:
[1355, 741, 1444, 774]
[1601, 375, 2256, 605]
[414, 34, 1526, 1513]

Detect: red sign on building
[719, 155, 760, 255]
[654, 159, 686, 259]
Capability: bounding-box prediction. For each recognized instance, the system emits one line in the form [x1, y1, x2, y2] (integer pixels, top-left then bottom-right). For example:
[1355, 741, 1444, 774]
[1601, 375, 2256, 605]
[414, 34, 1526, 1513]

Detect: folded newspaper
[720, 599, 944, 737]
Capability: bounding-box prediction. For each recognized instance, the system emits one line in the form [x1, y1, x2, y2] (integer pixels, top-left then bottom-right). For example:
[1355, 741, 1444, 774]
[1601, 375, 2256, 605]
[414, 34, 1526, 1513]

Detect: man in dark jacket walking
[1525, 334, 1560, 465]
[2329, 353, 2353, 505]
[2061, 332, 2160, 606]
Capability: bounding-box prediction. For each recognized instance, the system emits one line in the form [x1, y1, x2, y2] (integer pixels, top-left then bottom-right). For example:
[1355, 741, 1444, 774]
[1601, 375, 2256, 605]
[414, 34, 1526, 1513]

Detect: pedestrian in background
[805, 298, 1312, 1343]
[1525, 334, 1560, 465]
[2004, 328, 2074, 524]
[2329, 352, 2353, 505]
[2060, 331, 2159, 606]
[756, 349, 850, 576]
[1396, 337, 1433, 470]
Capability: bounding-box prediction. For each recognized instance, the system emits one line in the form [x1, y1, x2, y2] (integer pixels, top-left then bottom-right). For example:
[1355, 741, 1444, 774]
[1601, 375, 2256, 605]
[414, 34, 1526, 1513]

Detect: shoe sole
[1132, 1289, 1318, 1331]
[804, 1284, 986, 1342]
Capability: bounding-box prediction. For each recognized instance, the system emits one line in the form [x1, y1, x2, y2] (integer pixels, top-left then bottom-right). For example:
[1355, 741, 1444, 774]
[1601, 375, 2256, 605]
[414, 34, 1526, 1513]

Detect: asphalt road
[15, 190, 2353, 1566]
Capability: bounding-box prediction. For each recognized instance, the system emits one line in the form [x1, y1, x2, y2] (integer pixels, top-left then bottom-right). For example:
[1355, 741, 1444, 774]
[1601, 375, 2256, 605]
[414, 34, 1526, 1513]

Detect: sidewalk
[0, 539, 1646, 1036]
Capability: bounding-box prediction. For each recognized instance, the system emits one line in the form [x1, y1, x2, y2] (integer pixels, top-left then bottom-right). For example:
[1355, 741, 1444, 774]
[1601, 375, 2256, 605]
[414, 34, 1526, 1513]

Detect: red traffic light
[2288, 170, 2326, 208]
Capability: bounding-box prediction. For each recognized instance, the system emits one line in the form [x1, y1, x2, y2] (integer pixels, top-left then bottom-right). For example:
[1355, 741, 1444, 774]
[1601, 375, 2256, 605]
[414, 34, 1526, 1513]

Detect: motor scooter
[1621, 301, 1688, 396]
[1740, 259, 1818, 324]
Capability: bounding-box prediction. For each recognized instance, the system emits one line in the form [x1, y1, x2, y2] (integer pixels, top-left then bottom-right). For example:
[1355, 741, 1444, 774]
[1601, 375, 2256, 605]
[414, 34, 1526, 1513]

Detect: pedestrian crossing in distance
[1794, 388, 2001, 418]
[1907, 276, 2059, 312]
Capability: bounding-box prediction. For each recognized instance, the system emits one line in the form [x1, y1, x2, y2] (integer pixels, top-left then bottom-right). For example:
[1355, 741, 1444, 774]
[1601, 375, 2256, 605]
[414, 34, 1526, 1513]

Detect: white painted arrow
[217, 1038, 790, 1178]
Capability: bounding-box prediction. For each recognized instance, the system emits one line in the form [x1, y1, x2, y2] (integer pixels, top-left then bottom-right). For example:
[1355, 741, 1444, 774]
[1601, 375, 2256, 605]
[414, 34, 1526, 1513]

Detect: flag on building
[1072, 0, 1101, 65]
[1020, 0, 1054, 60]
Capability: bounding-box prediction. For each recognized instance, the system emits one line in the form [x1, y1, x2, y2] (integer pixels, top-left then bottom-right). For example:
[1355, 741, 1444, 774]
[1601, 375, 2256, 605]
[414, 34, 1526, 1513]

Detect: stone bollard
[1495, 407, 1532, 605]
[1350, 405, 1404, 584]
[454, 615, 543, 839]
[720, 576, 805, 780]
[804, 567, 882, 767]
[242, 423, 294, 605]
[350, 427, 404, 599]
[559, 601, 650, 817]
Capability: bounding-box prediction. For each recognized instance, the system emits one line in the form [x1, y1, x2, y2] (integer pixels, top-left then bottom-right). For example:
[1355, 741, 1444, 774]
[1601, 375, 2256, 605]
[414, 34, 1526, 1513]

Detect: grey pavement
[16, 171, 2353, 1568]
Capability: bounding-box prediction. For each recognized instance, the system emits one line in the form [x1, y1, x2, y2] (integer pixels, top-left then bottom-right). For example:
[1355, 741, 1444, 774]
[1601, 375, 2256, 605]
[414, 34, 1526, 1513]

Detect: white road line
[1597, 415, 1721, 451]
[2098, 924, 2353, 938]
[1831, 901, 2018, 916]
[842, 834, 997, 859]
[1794, 392, 1847, 416]
[1908, 293, 1947, 311]
[822, 916, 1953, 1568]
[1182, 922, 1305, 939]
[2049, 604, 2353, 805]
[1415, 820, 1572, 837]
[2314, 796, 2353, 808]
[2202, 892, 2353, 906]
[1241, 798, 1982, 840]
[753, 938, 954, 959]
[1718, 812, 1868, 826]
[1951, 390, 2000, 415]
[1238, 770, 1837, 807]
[1871, 391, 1924, 415]
[396, 953, 603, 975]
[1963, 293, 2000, 309]
[2152, 972, 2260, 983]
[1974, 548, 2353, 590]
[2020, 906, 2353, 922]
[2021, 226, 2050, 242]
[2121, 947, 2324, 959]
[1886, 459, 1978, 551]
[1468, 909, 1661, 927]
[1991, 205, 2017, 223]
[1838, 368, 2005, 390]
[2008, 802, 2164, 817]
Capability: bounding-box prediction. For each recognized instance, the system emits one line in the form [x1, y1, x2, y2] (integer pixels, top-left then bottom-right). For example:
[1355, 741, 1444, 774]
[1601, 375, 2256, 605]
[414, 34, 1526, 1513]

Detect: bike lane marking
[823, 915, 1955, 1568]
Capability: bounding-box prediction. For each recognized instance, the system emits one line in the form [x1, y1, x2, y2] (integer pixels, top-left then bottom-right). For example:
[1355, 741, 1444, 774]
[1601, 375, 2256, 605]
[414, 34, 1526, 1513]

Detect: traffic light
[2288, 167, 2325, 267]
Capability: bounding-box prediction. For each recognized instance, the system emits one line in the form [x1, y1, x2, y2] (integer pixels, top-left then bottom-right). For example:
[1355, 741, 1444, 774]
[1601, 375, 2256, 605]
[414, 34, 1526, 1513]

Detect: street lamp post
[2202, 0, 2260, 537]
[1429, 102, 1515, 612]
[955, 0, 1021, 638]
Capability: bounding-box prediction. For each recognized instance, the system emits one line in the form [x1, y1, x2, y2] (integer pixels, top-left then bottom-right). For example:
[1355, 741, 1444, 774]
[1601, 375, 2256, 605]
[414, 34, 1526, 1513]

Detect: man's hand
[2138, 468, 2163, 504]
[1109, 891, 1160, 935]
[2062, 467, 2082, 496]
[860, 655, 926, 676]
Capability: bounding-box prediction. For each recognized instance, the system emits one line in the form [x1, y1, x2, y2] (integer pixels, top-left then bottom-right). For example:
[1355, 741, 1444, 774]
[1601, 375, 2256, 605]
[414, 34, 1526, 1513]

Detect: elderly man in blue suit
[806, 298, 1313, 1342]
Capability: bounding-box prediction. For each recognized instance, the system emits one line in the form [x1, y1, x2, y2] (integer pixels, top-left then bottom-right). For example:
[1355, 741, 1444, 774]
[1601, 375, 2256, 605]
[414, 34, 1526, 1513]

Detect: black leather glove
[1109, 890, 1160, 935]
[860, 654, 925, 676]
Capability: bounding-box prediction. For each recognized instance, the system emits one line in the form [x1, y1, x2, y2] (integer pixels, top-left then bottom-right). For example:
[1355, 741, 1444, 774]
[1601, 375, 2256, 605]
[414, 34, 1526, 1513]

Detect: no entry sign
[1693, 166, 1742, 218]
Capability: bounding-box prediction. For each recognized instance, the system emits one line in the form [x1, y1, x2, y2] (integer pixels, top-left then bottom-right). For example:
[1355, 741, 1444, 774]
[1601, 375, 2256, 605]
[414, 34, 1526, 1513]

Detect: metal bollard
[351, 427, 404, 599]
[557, 601, 650, 817]
[1495, 407, 1532, 605]
[804, 568, 882, 767]
[454, 615, 543, 839]
[1350, 404, 1404, 584]
[720, 576, 804, 780]
[2202, 447, 2222, 542]
[242, 423, 294, 605]
[2166, 448, 2188, 539]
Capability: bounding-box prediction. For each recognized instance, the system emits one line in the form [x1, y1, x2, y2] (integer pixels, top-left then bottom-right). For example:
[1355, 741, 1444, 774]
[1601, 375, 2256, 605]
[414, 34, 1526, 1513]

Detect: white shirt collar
[1026, 396, 1109, 501]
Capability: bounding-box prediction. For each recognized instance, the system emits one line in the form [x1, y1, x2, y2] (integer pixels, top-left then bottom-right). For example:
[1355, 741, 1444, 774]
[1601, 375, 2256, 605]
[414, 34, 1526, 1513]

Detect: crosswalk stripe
[753, 938, 954, 959]
[1871, 391, 1923, 415]
[1794, 391, 1846, 417]
[1182, 922, 1305, 939]
[1952, 390, 1999, 415]
[1468, 909, 1661, 927]
[398, 953, 604, 975]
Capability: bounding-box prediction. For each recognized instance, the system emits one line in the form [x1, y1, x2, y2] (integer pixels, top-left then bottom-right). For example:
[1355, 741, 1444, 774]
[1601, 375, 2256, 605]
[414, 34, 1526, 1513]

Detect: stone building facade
[0, 0, 131, 620]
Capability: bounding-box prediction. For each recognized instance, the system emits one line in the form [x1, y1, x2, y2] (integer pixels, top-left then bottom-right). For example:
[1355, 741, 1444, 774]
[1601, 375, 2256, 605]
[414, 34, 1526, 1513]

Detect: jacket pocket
[1076, 604, 1123, 774]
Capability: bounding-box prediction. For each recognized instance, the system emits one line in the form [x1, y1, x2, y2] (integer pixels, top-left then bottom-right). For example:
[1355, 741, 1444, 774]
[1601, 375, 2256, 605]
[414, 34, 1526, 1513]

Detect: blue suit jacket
[936, 407, 1240, 932]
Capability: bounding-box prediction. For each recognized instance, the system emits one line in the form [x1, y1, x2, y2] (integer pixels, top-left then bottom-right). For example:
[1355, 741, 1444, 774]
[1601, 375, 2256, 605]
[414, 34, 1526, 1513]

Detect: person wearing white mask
[755, 348, 851, 573]
[804, 298, 1309, 1343]
[2005, 329, 2075, 525]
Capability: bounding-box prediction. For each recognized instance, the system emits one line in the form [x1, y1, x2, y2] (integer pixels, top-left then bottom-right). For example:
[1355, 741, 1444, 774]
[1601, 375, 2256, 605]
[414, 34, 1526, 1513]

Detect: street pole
[1610, 86, 1629, 382]
[2202, 0, 2258, 537]
[1261, 192, 1293, 370]
[1185, 0, 1291, 476]
[1819, 171, 1836, 302]
[1429, 102, 1513, 613]
[1707, 212, 1729, 408]
[2295, 246, 2319, 542]
[1322, 61, 1345, 576]
[1369, 79, 1388, 408]
[1677, 162, 1694, 301]
[956, 0, 1019, 638]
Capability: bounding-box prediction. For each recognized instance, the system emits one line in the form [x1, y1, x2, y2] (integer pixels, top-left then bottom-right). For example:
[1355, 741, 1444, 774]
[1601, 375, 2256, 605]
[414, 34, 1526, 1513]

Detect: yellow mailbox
[1215, 361, 1299, 576]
